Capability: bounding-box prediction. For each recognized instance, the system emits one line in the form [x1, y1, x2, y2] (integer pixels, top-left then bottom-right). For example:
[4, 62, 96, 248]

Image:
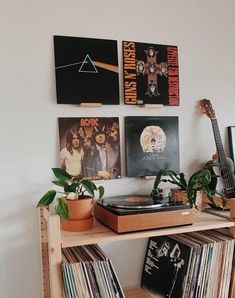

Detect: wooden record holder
[78, 102, 102, 107]
[202, 196, 235, 234]
[94, 203, 194, 233]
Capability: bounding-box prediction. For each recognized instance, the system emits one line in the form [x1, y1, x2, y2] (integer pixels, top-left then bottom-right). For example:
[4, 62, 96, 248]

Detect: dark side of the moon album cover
[54, 35, 120, 105]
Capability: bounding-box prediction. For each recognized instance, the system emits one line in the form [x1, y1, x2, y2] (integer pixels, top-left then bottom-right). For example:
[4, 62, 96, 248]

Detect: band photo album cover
[54, 35, 120, 104]
[141, 236, 192, 298]
[125, 116, 179, 177]
[58, 117, 121, 180]
[123, 40, 179, 106]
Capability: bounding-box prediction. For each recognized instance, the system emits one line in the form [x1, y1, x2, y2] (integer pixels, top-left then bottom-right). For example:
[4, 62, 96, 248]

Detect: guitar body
[210, 157, 235, 197]
[199, 99, 235, 199]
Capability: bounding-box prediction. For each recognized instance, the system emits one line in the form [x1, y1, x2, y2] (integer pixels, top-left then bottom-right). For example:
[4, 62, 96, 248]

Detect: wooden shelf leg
[39, 208, 51, 298]
[225, 199, 235, 238]
[48, 214, 63, 298]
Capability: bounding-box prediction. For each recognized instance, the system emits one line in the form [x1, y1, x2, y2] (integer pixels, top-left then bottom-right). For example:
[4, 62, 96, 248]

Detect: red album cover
[58, 117, 121, 180]
[123, 40, 179, 105]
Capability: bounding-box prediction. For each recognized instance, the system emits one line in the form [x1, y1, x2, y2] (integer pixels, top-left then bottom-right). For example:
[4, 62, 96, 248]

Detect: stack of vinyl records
[141, 228, 235, 298]
[62, 244, 125, 298]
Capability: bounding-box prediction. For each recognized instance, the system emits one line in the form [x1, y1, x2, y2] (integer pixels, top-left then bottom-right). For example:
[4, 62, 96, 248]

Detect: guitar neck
[211, 118, 227, 164]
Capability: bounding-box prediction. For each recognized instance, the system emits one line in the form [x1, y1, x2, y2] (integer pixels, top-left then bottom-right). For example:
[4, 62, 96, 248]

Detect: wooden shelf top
[60, 211, 235, 248]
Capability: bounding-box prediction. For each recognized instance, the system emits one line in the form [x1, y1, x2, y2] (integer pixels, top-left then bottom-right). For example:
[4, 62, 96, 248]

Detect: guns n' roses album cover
[54, 36, 120, 104]
[123, 40, 179, 106]
[58, 117, 121, 180]
[125, 116, 179, 177]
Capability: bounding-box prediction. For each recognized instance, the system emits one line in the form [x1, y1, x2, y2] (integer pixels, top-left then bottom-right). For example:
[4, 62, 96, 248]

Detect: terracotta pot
[61, 216, 94, 232]
[67, 196, 93, 220]
[60, 196, 94, 232]
[171, 188, 203, 211]
[170, 188, 188, 204]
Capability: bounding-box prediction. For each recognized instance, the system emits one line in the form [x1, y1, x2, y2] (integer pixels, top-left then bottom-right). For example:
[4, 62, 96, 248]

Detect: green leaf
[153, 169, 165, 188]
[52, 168, 72, 181]
[52, 180, 68, 187]
[55, 198, 69, 219]
[187, 188, 197, 208]
[81, 180, 97, 197]
[97, 186, 105, 199]
[37, 190, 56, 207]
[64, 183, 77, 193]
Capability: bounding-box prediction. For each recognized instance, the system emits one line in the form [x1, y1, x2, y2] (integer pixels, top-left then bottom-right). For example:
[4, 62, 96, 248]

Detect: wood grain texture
[94, 204, 194, 233]
[124, 286, 151, 297]
[60, 211, 235, 248]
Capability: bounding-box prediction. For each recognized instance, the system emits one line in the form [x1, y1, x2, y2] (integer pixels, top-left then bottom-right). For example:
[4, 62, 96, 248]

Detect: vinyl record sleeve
[125, 116, 179, 177]
[141, 235, 192, 298]
[123, 40, 179, 105]
[54, 35, 120, 104]
[58, 117, 121, 180]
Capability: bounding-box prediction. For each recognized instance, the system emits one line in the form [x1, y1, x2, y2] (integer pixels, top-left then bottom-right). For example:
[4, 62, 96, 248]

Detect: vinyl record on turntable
[102, 195, 163, 209]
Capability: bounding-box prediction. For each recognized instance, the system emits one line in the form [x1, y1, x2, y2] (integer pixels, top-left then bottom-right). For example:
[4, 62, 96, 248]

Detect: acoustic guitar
[199, 99, 235, 199]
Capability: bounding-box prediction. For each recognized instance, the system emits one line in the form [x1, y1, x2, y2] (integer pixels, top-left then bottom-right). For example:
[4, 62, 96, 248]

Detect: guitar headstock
[199, 99, 215, 119]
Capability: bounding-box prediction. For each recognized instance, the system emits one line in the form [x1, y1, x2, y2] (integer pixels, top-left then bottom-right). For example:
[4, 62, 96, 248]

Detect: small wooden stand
[139, 176, 155, 180]
[79, 102, 102, 107]
[140, 104, 163, 108]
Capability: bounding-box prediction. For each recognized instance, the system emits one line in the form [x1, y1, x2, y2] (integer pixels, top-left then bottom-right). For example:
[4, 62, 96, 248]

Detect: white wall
[0, 0, 235, 297]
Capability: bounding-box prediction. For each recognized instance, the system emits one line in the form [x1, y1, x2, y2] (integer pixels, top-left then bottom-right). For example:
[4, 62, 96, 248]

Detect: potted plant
[37, 168, 104, 231]
[151, 163, 223, 209]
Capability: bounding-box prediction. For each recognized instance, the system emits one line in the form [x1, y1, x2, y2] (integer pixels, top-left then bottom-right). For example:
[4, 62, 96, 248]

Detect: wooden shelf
[40, 207, 235, 297]
[60, 211, 235, 248]
[124, 286, 151, 297]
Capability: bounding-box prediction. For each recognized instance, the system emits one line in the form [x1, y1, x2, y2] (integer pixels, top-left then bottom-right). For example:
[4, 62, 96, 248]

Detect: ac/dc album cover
[125, 116, 179, 177]
[141, 235, 192, 298]
[58, 117, 121, 180]
[123, 40, 179, 105]
[54, 36, 120, 104]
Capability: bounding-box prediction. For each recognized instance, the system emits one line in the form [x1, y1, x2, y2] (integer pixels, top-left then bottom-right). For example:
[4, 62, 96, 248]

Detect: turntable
[94, 195, 194, 233]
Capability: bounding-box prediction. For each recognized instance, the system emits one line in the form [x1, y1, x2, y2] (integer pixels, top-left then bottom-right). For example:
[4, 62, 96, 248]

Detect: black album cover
[58, 117, 121, 180]
[125, 116, 179, 177]
[123, 40, 179, 105]
[228, 126, 235, 162]
[141, 236, 192, 298]
[54, 36, 120, 104]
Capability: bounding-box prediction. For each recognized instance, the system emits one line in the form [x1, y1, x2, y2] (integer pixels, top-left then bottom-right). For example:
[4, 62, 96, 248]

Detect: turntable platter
[102, 195, 165, 209]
